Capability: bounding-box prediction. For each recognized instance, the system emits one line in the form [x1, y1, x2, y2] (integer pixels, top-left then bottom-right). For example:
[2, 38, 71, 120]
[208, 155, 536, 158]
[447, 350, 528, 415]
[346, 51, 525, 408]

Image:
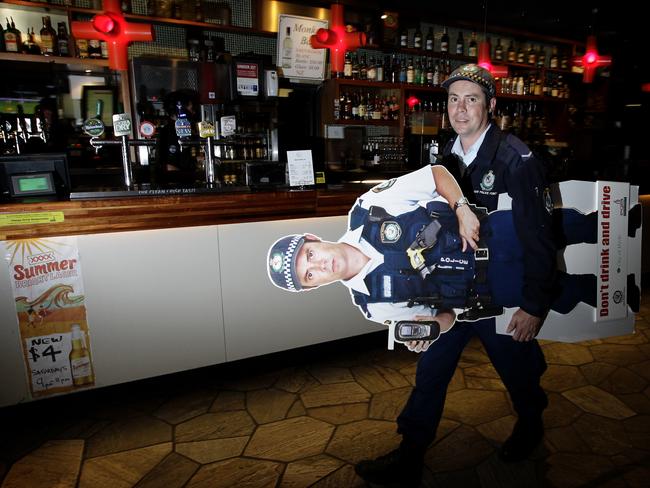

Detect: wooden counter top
[0, 187, 365, 240]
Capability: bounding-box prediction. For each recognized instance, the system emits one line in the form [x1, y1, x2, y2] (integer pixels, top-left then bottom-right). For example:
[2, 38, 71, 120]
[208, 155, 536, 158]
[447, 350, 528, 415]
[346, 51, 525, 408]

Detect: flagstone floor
[1, 296, 650, 488]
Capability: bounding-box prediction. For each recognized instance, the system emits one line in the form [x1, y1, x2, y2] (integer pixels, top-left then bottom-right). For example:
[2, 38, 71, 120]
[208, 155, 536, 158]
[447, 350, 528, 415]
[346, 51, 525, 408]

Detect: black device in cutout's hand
[394, 321, 441, 342]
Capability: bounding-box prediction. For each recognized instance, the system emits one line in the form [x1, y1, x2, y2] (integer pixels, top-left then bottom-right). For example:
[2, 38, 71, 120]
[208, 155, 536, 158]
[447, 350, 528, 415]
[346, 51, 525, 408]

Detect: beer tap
[84, 113, 155, 189]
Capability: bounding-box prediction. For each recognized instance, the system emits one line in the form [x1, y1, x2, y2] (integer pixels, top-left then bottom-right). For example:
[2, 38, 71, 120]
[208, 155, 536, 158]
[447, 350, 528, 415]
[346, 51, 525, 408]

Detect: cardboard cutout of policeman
[267, 64, 642, 350]
[267, 167, 641, 350]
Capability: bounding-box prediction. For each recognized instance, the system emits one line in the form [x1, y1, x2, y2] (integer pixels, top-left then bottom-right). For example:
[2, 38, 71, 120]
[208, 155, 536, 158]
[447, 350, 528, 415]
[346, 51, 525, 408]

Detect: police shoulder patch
[372, 178, 396, 193]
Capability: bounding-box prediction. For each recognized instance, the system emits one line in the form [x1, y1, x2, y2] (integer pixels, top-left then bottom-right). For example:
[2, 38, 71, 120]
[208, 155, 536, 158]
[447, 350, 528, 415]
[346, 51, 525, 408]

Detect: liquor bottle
[494, 38, 503, 61]
[399, 59, 407, 83]
[400, 28, 408, 48]
[549, 46, 558, 69]
[337, 92, 345, 119]
[282, 26, 292, 69]
[375, 57, 383, 82]
[0, 21, 4, 52]
[527, 44, 536, 65]
[76, 39, 88, 58]
[40, 16, 58, 56]
[516, 44, 525, 63]
[121, 0, 131, 13]
[560, 52, 568, 69]
[367, 56, 376, 81]
[173, 0, 182, 19]
[440, 27, 449, 53]
[69, 325, 94, 386]
[88, 39, 102, 58]
[425, 27, 433, 51]
[351, 53, 360, 79]
[536, 45, 545, 68]
[413, 26, 423, 49]
[426, 58, 434, 85]
[23, 28, 41, 55]
[4, 17, 20, 53]
[468, 32, 478, 57]
[406, 58, 414, 84]
[194, 0, 204, 22]
[506, 40, 516, 62]
[358, 92, 367, 120]
[343, 51, 352, 78]
[433, 60, 440, 86]
[415, 57, 423, 84]
[455, 31, 464, 55]
[57, 22, 69, 57]
[359, 54, 367, 80]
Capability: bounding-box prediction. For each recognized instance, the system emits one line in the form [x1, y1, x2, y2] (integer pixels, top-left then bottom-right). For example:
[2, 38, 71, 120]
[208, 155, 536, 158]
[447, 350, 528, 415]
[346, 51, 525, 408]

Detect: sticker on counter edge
[0, 212, 65, 226]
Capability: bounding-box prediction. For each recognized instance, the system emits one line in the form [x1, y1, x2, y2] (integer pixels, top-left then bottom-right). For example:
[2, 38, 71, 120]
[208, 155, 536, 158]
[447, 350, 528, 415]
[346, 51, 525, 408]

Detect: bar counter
[0, 186, 366, 241]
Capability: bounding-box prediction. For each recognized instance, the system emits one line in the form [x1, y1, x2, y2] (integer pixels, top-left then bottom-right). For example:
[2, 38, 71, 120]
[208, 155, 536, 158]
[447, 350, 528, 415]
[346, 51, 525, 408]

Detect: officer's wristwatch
[454, 196, 469, 210]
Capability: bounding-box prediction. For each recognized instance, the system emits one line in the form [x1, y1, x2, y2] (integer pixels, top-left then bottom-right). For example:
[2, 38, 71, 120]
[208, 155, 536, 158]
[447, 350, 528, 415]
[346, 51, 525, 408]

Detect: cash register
[0, 153, 71, 202]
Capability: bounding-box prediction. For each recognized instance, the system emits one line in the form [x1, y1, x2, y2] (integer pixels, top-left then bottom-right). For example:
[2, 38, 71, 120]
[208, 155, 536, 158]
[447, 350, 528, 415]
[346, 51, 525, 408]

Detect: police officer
[354, 64, 556, 486]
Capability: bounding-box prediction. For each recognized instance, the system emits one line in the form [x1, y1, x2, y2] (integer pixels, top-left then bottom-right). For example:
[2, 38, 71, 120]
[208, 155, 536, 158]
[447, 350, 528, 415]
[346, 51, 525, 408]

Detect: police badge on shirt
[380, 221, 402, 243]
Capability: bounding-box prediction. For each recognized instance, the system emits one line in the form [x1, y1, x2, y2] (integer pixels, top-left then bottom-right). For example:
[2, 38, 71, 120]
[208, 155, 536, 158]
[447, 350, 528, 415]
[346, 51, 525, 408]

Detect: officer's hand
[405, 340, 432, 353]
[506, 308, 543, 342]
[456, 206, 480, 252]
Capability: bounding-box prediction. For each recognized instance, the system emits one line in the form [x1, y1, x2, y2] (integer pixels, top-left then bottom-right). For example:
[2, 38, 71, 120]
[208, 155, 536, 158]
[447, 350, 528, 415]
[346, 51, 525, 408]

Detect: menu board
[277, 14, 328, 81]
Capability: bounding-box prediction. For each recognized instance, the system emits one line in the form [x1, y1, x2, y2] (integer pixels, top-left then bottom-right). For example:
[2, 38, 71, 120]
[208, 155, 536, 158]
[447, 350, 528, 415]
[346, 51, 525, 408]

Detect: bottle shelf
[123, 13, 277, 38]
[363, 43, 474, 62]
[1, 1, 276, 38]
[331, 119, 399, 126]
[0, 51, 109, 69]
[330, 79, 445, 93]
[499, 93, 568, 102]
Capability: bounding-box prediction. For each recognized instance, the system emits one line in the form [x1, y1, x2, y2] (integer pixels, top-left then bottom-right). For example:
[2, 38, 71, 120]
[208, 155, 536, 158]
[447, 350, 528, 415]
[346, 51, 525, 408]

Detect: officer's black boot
[355, 439, 425, 487]
[498, 417, 544, 463]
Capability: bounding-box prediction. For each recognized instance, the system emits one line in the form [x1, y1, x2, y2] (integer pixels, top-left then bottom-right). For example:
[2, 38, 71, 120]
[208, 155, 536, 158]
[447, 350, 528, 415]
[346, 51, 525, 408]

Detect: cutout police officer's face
[295, 238, 353, 289]
[447, 80, 496, 144]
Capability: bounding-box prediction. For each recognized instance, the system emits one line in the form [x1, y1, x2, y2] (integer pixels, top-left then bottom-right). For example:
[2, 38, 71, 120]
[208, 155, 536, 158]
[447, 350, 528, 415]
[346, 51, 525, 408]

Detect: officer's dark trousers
[396, 319, 547, 448]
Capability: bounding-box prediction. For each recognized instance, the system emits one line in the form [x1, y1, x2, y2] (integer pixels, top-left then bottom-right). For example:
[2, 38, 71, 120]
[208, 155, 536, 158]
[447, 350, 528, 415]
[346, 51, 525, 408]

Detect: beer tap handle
[90, 136, 101, 154]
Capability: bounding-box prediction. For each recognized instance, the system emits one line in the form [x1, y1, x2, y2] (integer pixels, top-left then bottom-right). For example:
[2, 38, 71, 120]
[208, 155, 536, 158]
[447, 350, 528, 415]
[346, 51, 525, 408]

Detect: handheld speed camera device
[387, 320, 441, 350]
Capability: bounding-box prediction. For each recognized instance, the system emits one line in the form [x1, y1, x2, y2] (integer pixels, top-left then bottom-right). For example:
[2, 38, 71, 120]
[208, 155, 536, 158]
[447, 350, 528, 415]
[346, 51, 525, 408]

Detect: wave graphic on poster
[15, 284, 84, 312]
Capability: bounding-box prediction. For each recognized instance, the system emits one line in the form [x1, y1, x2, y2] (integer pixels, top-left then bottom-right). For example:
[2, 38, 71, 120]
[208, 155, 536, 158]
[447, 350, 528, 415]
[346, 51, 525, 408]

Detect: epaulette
[505, 134, 533, 159]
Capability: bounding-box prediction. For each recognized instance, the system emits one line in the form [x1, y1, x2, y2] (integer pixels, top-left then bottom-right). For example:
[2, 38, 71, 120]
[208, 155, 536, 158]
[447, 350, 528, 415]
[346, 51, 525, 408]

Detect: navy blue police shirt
[439, 123, 556, 318]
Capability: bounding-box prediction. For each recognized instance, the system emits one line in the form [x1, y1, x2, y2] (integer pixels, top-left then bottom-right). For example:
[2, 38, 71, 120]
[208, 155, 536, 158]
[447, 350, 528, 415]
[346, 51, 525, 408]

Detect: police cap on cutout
[267, 234, 306, 292]
[442, 63, 496, 98]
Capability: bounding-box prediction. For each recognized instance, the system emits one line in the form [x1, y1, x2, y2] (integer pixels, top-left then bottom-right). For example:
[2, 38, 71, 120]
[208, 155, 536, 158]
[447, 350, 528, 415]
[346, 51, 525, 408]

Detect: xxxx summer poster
[4, 236, 95, 398]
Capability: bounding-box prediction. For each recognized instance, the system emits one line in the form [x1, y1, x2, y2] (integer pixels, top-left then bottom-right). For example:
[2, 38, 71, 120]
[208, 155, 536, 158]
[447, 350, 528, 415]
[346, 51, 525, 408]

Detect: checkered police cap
[442, 63, 496, 99]
[267, 234, 306, 292]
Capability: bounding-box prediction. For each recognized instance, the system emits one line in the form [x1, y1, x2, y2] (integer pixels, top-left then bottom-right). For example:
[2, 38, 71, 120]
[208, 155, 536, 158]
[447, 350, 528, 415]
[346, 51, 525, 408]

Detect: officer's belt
[407, 219, 489, 283]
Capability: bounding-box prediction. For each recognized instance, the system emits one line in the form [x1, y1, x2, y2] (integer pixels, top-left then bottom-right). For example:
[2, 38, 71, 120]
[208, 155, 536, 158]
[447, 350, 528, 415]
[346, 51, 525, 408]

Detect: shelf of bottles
[0, 0, 273, 66]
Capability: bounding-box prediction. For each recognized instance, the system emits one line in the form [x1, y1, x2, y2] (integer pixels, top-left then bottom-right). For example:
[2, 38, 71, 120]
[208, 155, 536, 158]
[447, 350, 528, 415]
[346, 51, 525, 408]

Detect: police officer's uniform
[389, 132, 555, 453]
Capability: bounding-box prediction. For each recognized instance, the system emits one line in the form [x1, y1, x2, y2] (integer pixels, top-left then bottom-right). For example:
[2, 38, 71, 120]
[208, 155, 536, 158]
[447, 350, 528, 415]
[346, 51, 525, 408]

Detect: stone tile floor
[1, 297, 650, 487]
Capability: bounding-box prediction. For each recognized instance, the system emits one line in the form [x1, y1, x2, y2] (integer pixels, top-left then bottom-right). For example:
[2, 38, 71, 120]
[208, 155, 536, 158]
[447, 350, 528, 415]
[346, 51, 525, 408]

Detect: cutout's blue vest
[349, 201, 476, 318]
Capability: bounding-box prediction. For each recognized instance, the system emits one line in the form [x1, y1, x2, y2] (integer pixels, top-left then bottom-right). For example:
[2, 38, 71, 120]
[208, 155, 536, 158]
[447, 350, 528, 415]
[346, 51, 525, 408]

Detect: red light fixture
[406, 95, 420, 109]
[477, 40, 508, 79]
[71, 0, 154, 71]
[310, 3, 366, 76]
[573, 35, 612, 83]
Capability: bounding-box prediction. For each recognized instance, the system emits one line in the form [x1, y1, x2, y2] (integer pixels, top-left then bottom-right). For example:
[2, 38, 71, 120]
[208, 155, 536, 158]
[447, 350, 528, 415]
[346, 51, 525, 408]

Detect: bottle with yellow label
[69, 324, 94, 386]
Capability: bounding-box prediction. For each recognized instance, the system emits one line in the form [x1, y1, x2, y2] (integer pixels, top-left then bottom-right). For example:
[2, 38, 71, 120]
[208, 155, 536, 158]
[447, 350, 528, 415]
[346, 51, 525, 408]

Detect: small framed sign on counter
[287, 150, 315, 188]
[277, 14, 328, 81]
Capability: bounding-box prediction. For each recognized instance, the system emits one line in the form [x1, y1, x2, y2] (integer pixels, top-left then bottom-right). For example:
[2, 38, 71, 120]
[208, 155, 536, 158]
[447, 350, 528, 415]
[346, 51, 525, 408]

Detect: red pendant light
[71, 0, 154, 71]
[310, 3, 366, 76]
[573, 35, 611, 83]
[477, 40, 508, 79]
